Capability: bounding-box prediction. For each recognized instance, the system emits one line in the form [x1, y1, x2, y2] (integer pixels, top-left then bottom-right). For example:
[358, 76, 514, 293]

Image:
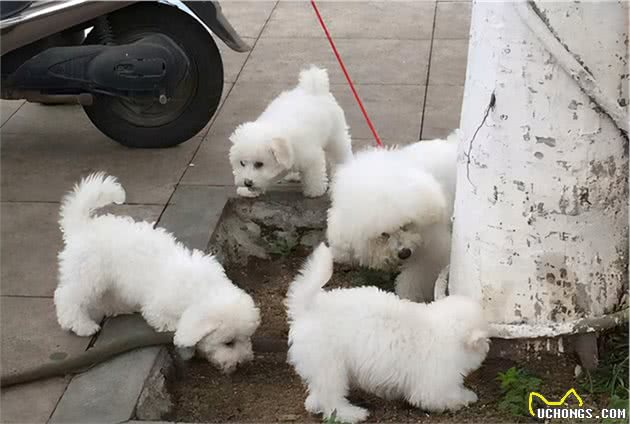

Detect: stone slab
[434, 1, 472, 39]
[263, 1, 436, 40]
[421, 84, 465, 140]
[428, 38, 469, 86]
[158, 185, 232, 251]
[0, 376, 70, 423]
[1, 202, 163, 297]
[0, 297, 89, 377]
[239, 37, 431, 85]
[218, 37, 255, 83]
[1, 130, 201, 204]
[0, 100, 25, 127]
[49, 347, 160, 424]
[220, 1, 277, 39]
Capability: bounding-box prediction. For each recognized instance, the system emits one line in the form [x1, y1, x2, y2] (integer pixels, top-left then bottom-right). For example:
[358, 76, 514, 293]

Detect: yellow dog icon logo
[528, 388, 584, 416]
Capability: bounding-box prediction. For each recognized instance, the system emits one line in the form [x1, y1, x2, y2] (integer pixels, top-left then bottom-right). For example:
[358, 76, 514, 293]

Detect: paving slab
[1, 103, 98, 135]
[434, 1, 472, 39]
[182, 140, 234, 186]
[421, 84, 465, 140]
[0, 297, 89, 377]
[1, 202, 63, 296]
[220, 0, 277, 39]
[263, 1, 436, 40]
[0, 376, 70, 423]
[428, 38, 469, 86]
[0, 100, 25, 127]
[240, 37, 431, 85]
[1, 202, 163, 297]
[218, 37, 256, 83]
[1, 130, 202, 204]
[159, 185, 232, 251]
[49, 346, 161, 424]
[334, 84, 424, 141]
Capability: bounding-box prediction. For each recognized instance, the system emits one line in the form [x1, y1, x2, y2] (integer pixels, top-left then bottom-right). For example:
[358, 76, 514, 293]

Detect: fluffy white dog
[55, 173, 260, 373]
[327, 133, 459, 302]
[229, 66, 352, 198]
[286, 243, 489, 423]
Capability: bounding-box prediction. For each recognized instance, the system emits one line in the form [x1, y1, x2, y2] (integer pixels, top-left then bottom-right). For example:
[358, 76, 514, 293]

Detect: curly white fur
[286, 244, 490, 423]
[229, 66, 352, 198]
[55, 173, 260, 373]
[326, 132, 459, 302]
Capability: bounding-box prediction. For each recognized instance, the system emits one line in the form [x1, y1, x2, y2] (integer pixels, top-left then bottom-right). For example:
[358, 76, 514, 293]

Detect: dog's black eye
[254, 161, 264, 169]
[381, 232, 390, 239]
[224, 339, 235, 347]
[240, 160, 246, 167]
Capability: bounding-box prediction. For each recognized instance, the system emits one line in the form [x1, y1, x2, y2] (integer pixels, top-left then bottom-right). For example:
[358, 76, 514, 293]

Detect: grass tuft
[496, 366, 542, 416]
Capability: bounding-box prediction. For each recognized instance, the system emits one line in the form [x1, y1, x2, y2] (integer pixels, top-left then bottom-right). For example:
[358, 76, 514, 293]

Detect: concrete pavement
[0, 1, 470, 422]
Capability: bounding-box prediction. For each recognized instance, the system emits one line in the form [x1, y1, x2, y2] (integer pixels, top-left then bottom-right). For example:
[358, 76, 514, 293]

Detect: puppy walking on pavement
[286, 243, 490, 423]
[55, 173, 260, 373]
[229, 66, 352, 198]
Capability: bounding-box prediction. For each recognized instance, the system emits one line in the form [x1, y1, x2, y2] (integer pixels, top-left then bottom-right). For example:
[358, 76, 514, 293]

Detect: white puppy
[55, 173, 260, 373]
[229, 66, 352, 198]
[286, 244, 489, 423]
[327, 133, 458, 302]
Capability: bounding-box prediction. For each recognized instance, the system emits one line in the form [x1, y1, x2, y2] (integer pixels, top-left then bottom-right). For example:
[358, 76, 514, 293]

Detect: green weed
[322, 410, 345, 424]
[267, 237, 297, 257]
[496, 366, 542, 416]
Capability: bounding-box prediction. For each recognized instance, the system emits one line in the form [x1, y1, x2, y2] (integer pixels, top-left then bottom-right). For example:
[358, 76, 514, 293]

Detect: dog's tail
[297, 66, 330, 95]
[286, 242, 333, 319]
[59, 172, 125, 236]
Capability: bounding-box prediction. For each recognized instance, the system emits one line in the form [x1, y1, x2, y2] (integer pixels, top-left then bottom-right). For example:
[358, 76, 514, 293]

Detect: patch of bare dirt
[169, 252, 605, 423]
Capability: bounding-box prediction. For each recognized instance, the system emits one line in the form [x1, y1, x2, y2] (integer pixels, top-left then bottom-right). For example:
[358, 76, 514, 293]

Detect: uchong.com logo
[528, 388, 627, 420]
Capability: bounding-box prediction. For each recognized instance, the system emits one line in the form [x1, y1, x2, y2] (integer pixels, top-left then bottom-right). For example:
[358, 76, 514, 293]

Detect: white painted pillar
[450, 1, 628, 340]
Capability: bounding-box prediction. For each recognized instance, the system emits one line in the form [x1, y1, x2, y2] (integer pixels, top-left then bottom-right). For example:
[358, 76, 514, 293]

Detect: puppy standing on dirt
[229, 66, 352, 198]
[286, 243, 489, 423]
[55, 173, 260, 373]
[327, 132, 459, 302]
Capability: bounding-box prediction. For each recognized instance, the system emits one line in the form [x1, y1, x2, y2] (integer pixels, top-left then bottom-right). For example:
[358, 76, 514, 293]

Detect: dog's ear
[174, 305, 219, 348]
[270, 137, 294, 169]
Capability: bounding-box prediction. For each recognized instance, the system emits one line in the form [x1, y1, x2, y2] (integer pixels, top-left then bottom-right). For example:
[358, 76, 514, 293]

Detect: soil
[168, 251, 610, 423]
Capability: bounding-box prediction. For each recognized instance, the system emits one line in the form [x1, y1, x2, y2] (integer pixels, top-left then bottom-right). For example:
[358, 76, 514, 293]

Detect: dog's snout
[398, 248, 412, 260]
[244, 179, 253, 188]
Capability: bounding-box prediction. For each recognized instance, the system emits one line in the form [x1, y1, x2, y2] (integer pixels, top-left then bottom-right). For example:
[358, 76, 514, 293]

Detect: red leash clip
[310, 0, 383, 147]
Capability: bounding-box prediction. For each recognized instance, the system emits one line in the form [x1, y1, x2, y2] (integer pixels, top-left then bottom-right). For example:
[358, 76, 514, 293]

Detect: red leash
[310, 0, 383, 147]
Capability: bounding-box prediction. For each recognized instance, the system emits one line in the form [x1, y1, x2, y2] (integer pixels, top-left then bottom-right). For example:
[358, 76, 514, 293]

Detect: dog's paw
[72, 321, 101, 337]
[459, 388, 478, 405]
[333, 405, 369, 424]
[303, 185, 327, 198]
[304, 394, 322, 414]
[283, 172, 301, 183]
[236, 187, 260, 198]
[442, 388, 478, 411]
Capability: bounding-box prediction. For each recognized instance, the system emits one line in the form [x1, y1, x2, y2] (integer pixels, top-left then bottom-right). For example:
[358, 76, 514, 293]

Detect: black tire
[83, 3, 223, 148]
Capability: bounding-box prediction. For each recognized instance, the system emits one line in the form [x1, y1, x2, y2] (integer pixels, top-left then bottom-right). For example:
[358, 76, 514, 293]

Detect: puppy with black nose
[327, 133, 458, 302]
[229, 66, 352, 198]
[398, 247, 412, 260]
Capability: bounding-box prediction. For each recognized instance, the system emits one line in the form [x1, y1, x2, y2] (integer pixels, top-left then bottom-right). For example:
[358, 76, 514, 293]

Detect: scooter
[0, 1, 249, 148]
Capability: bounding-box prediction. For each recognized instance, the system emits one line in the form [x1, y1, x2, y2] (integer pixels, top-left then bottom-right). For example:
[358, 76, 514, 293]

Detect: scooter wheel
[83, 3, 223, 148]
